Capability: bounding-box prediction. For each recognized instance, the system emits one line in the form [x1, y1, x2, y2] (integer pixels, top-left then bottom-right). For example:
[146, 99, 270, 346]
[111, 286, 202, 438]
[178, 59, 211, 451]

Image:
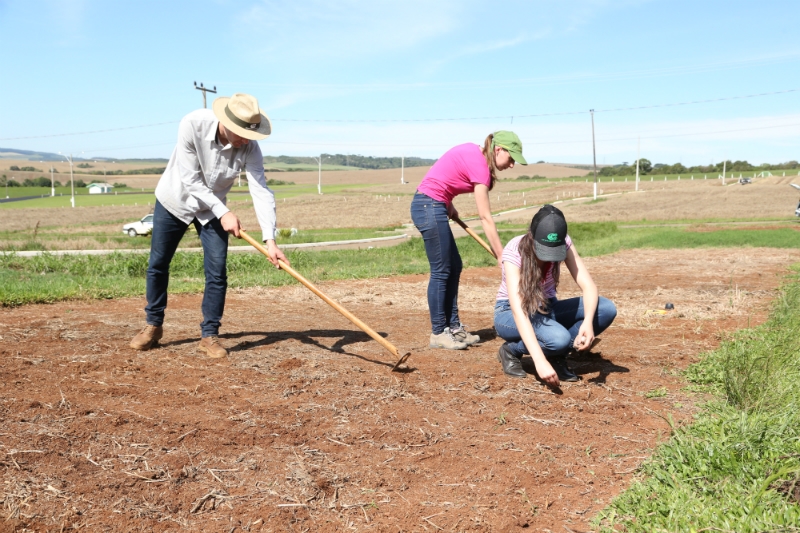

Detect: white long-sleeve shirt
[155, 109, 277, 241]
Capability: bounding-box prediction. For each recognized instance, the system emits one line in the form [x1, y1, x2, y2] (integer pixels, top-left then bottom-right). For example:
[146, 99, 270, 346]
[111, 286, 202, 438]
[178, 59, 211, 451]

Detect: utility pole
[313, 155, 329, 194]
[58, 153, 75, 207]
[635, 136, 640, 192]
[401, 155, 405, 184]
[590, 110, 598, 200]
[50, 166, 55, 197]
[194, 81, 217, 109]
[68, 155, 74, 207]
[722, 160, 727, 185]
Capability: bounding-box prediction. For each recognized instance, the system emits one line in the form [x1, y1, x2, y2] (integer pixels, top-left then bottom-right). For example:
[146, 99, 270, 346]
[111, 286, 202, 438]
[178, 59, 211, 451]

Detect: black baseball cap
[532, 205, 568, 262]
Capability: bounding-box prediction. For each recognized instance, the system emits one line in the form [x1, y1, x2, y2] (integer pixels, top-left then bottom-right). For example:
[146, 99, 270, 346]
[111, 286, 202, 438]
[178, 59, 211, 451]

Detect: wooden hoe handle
[238, 230, 410, 370]
[452, 216, 497, 259]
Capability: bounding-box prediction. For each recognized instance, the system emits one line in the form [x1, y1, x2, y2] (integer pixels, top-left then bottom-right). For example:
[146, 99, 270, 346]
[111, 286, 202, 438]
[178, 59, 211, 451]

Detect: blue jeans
[145, 200, 229, 337]
[410, 192, 463, 334]
[493, 296, 617, 358]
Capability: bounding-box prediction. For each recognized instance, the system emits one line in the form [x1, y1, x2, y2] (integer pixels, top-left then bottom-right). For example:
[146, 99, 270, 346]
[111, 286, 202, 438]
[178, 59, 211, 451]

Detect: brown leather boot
[198, 336, 228, 359]
[130, 325, 163, 350]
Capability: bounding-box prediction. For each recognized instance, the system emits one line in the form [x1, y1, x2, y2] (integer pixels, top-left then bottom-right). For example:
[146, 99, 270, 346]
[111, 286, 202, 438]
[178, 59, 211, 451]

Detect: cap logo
[545, 233, 560, 243]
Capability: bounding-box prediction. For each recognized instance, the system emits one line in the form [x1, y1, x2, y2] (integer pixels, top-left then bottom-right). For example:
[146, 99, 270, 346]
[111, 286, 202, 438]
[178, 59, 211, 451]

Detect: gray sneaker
[429, 328, 468, 350]
[451, 325, 480, 346]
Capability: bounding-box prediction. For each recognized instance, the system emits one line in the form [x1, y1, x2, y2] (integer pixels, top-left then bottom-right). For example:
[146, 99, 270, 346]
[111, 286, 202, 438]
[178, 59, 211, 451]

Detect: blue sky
[1, 0, 799, 166]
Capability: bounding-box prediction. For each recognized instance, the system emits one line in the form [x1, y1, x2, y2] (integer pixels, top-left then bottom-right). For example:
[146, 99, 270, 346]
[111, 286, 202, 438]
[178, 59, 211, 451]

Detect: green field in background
[3, 222, 799, 306]
[0, 182, 389, 208]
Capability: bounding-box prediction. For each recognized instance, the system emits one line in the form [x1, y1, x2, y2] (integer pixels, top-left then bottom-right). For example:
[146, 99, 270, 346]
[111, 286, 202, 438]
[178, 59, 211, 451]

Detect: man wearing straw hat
[130, 93, 289, 358]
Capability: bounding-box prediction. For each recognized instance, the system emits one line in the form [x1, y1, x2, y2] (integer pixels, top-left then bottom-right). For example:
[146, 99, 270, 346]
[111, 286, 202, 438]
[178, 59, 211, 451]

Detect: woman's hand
[446, 203, 459, 220]
[573, 323, 595, 351]
[533, 356, 560, 387]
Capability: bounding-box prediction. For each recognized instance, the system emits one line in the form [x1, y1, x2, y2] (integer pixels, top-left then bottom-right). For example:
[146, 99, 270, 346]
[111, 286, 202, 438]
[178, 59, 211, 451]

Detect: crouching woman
[493, 205, 617, 385]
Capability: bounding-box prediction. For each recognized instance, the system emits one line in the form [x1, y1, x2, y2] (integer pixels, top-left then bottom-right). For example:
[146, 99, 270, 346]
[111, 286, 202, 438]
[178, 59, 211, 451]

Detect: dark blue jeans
[493, 296, 617, 358]
[410, 192, 462, 334]
[145, 200, 229, 337]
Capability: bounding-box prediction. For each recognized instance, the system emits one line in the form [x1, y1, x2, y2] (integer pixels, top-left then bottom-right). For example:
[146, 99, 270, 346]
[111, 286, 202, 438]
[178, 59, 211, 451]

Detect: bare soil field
[3, 176, 798, 250]
[1, 159, 588, 194]
[2, 247, 798, 532]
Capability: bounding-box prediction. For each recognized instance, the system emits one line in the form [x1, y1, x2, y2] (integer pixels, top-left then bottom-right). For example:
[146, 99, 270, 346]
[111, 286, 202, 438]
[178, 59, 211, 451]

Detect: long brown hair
[481, 133, 498, 191]
[518, 211, 561, 315]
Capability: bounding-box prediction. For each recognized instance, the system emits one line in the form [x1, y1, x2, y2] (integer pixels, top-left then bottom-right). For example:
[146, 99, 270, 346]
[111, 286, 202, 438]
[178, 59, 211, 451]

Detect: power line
[222, 53, 800, 90]
[272, 88, 800, 123]
[251, 121, 800, 149]
[525, 121, 800, 146]
[0, 121, 179, 142]
[2, 87, 798, 142]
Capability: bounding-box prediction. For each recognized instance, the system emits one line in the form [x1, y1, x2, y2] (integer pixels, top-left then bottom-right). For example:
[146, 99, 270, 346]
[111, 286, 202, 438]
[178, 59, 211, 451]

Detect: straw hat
[212, 93, 272, 140]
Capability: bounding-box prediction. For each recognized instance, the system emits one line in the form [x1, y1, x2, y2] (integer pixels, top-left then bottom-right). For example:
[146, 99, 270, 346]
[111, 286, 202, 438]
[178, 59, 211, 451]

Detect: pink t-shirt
[417, 143, 491, 204]
[496, 234, 573, 301]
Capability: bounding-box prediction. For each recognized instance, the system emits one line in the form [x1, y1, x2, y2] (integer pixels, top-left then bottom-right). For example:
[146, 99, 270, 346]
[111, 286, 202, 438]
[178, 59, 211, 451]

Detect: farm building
[88, 182, 113, 194]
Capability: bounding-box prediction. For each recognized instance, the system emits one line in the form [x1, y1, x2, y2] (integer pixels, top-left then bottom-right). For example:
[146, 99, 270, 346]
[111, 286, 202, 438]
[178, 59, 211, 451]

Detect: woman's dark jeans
[410, 192, 463, 334]
[493, 296, 617, 358]
[145, 200, 229, 337]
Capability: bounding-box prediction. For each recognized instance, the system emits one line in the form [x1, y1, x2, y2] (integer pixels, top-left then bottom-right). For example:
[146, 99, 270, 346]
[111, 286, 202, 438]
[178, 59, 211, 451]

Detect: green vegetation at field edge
[0, 236, 494, 306]
[2, 223, 799, 306]
[0, 192, 158, 209]
[0, 225, 406, 253]
[594, 267, 800, 532]
[0, 180, 360, 208]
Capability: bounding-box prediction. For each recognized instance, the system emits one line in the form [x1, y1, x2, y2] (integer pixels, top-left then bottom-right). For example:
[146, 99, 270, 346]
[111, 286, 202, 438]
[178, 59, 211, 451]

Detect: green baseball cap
[492, 130, 527, 165]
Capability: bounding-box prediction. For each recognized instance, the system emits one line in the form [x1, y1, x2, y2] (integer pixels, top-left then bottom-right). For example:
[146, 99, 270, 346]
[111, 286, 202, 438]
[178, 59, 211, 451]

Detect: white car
[123, 214, 154, 237]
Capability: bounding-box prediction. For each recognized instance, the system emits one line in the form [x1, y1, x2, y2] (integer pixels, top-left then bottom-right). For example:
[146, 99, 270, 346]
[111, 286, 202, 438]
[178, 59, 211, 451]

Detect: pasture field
[1, 173, 798, 250]
[1, 165, 800, 531]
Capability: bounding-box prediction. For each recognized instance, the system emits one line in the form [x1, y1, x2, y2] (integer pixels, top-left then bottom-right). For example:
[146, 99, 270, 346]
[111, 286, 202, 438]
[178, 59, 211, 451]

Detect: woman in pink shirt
[411, 131, 527, 350]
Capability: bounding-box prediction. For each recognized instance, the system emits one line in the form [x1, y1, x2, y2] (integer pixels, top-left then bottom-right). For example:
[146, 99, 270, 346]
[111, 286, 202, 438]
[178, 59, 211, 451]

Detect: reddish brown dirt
[1, 248, 798, 532]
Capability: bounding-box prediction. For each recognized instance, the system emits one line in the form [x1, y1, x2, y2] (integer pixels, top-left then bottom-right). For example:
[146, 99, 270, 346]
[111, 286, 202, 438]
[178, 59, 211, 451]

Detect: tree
[634, 158, 652, 174]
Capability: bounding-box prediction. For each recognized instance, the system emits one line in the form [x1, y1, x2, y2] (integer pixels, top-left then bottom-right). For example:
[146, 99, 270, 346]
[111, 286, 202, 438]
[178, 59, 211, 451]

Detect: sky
[1, 0, 799, 166]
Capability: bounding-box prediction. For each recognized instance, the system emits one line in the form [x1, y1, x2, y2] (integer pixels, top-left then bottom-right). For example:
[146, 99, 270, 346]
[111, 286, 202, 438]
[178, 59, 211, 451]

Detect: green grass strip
[594, 268, 800, 532]
[0, 235, 498, 307]
[2, 223, 800, 307]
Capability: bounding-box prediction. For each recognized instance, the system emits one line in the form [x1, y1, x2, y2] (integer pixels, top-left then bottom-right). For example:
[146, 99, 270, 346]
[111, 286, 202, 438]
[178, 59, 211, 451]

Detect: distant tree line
[262, 154, 437, 170]
[597, 159, 800, 177]
[9, 165, 42, 172]
[2, 175, 61, 187]
[514, 175, 548, 181]
[83, 167, 166, 176]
